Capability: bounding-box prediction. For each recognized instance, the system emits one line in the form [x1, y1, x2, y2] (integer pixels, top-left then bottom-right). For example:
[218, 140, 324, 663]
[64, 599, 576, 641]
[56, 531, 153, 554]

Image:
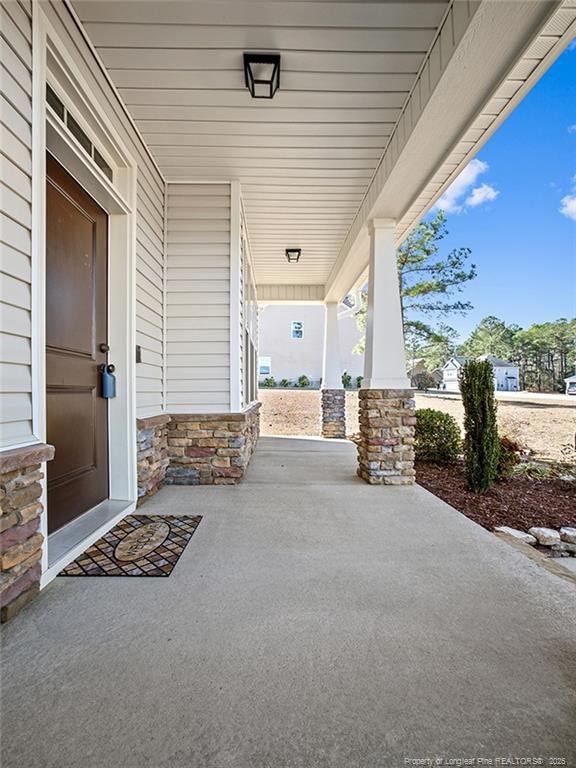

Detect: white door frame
[32, 6, 138, 585]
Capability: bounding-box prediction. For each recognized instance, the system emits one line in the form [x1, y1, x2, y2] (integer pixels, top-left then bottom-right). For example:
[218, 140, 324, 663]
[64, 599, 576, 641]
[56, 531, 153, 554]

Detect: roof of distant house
[443, 356, 470, 368]
[477, 354, 517, 367]
[443, 354, 518, 370]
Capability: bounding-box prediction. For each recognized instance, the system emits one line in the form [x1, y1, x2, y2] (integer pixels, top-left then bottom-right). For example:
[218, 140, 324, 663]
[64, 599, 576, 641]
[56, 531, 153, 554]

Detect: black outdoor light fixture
[243, 52, 281, 99]
[285, 248, 301, 263]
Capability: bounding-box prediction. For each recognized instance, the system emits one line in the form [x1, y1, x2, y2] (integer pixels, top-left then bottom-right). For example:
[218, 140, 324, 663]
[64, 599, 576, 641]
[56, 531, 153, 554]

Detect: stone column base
[321, 389, 346, 438]
[356, 389, 416, 485]
[1, 443, 55, 622]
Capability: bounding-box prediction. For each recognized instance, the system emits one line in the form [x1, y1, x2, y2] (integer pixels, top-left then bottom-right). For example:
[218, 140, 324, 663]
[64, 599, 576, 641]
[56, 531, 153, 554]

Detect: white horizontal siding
[40, 2, 166, 421]
[0, 0, 33, 447]
[166, 183, 231, 412]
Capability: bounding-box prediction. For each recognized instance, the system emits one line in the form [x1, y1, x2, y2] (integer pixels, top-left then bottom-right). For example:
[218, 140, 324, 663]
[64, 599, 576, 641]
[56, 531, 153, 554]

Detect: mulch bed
[416, 461, 576, 531]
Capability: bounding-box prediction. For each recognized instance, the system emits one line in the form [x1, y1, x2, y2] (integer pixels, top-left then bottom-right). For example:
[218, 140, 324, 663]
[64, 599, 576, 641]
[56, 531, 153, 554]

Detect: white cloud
[560, 194, 576, 221]
[465, 183, 500, 207]
[435, 159, 499, 213]
[568, 124, 576, 133]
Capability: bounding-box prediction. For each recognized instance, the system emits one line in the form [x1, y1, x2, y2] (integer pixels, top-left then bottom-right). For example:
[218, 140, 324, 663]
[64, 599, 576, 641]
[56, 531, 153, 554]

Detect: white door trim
[32, 5, 138, 585]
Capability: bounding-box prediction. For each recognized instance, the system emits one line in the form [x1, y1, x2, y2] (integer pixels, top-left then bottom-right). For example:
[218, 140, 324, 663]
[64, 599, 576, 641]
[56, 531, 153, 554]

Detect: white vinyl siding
[0, 1, 167, 443]
[0, 0, 33, 447]
[42, 1, 165, 419]
[166, 184, 231, 412]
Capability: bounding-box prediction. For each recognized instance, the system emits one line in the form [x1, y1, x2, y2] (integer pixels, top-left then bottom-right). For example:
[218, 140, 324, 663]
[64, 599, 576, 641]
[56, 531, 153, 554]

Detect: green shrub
[460, 360, 500, 493]
[341, 371, 352, 388]
[295, 374, 310, 388]
[279, 378, 290, 388]
[496, 435, 521, 480]
[261, 376, 276, 388]
[356, 376, 363, 389]
[414, 409, 461, 462]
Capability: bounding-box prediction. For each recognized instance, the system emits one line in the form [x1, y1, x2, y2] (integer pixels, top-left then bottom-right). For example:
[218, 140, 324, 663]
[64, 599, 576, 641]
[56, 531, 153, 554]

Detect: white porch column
[357, 219, 415, 484]
[321, 301, 341, 389]
[320, 301, 346, 438]
[363, 219, 410, 390]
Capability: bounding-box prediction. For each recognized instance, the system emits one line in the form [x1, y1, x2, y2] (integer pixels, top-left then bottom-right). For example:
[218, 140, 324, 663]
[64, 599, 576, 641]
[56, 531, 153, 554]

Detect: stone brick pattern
[356, 389, 416, 485]
[321, 389, 346, 439]
[1, 443, 54, 622]
[137, 414, 170, 504]
[165, 403, 261, 486]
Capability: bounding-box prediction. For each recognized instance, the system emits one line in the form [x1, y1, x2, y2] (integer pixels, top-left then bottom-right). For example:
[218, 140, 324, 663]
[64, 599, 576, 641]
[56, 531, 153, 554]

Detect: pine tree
[459, 360, 500, 493]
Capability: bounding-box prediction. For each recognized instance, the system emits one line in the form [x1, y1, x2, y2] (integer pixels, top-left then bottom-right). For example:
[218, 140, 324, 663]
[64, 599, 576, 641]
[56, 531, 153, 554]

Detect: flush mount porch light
[243, 53, 280, 99]
[285, 248, 301, 263]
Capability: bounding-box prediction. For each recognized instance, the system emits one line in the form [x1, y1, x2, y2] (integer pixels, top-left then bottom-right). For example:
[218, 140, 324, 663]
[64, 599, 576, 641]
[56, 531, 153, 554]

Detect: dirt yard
[258, 389, 576, 462]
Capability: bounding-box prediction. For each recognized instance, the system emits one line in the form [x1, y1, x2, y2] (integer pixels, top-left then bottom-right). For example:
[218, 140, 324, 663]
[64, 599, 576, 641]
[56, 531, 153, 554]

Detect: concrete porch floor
[2, 437, 575, 767]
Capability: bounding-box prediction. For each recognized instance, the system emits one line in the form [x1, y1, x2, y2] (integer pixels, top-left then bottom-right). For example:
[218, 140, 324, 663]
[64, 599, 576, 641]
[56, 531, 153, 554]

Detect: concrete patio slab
[2, 437, 575, 768]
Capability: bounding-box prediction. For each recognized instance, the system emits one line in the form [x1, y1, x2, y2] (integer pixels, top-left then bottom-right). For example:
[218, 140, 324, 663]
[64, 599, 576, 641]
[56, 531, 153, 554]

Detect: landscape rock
[528, 527, 561, 546]
[560, 527, 576, 545]
[494, 526, 537, 545]
[549, 543, 570, 557]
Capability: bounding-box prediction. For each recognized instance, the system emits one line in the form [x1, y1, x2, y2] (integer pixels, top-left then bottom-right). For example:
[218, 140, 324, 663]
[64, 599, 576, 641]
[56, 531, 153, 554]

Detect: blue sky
[422, 41, 576, 342]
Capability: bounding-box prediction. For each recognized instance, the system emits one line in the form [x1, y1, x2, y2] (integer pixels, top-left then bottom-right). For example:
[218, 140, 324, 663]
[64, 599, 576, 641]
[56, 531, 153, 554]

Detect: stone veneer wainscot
[136, 414, 170, 503]
[356, 389, 416, 485]
[0, 443, 54, 622]
[165, 403, 261, 486]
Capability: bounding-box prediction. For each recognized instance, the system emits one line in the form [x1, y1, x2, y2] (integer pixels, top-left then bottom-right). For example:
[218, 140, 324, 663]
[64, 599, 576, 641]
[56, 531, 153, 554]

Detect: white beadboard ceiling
[72, 0, 451, 285]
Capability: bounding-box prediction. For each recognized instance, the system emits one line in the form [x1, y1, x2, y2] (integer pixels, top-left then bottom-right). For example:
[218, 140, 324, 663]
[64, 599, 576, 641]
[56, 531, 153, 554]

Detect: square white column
[363, 219, 411, 390]
[321, 301, 342, 390]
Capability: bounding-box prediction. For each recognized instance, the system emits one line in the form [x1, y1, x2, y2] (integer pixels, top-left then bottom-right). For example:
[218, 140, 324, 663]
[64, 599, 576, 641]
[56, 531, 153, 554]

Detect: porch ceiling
[72, 0, 450, 286]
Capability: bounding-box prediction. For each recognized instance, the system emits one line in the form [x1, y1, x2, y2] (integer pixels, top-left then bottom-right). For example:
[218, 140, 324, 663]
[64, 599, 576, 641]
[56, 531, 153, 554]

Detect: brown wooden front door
[46, 154, 109, 534]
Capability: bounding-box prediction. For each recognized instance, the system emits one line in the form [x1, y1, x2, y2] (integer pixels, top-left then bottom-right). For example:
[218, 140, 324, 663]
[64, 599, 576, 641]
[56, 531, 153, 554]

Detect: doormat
[59, 515, 202, 577]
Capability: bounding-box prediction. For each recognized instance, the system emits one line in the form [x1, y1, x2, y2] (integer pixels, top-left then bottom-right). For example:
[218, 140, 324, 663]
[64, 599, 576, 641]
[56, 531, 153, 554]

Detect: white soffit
[72, 0, 451, 285]
[73, 0, 575, 296]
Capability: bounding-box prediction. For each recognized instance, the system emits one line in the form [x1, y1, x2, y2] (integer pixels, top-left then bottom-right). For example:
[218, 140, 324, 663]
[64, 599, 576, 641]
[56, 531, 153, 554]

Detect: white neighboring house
[442, 356, 520, 392]
[258, 302, 364, 386]
[564, 374, 576, 395]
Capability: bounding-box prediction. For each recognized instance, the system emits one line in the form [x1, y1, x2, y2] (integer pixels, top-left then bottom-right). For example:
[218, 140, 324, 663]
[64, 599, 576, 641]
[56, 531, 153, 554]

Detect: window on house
[46, 84, 113, 183]
[291, 321, 303, 340]
[259, 356, 271, 376]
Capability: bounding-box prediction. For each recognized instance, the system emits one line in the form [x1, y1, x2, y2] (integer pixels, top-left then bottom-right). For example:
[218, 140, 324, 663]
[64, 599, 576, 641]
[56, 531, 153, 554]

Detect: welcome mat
[59, 515, 202, 577]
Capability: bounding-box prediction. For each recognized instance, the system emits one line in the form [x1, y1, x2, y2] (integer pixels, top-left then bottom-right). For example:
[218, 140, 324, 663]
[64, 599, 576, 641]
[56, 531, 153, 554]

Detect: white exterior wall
[0, 0, 166, 449]
[494, 366, 520, 391]
[42, 2, 165, 420]
[442, 362, 520, 392]
[442, 361, 460, 392]
[258, 305, 363, 385]
[1, 0, 34, 447]
[165, 183, 231, 412]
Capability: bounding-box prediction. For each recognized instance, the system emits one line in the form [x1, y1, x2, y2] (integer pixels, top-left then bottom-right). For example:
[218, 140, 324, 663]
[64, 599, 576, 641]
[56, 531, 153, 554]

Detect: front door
[46, 154, 109, 534]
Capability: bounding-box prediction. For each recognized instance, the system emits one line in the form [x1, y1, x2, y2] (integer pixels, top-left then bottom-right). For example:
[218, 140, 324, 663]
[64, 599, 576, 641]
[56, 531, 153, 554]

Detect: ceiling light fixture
[285, 248, 301, 263]
[244, 53, 281, 99]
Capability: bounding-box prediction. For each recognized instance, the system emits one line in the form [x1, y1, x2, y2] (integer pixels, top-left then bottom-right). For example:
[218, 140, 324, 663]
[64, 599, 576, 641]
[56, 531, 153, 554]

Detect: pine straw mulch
[416, 460, 576, 532]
